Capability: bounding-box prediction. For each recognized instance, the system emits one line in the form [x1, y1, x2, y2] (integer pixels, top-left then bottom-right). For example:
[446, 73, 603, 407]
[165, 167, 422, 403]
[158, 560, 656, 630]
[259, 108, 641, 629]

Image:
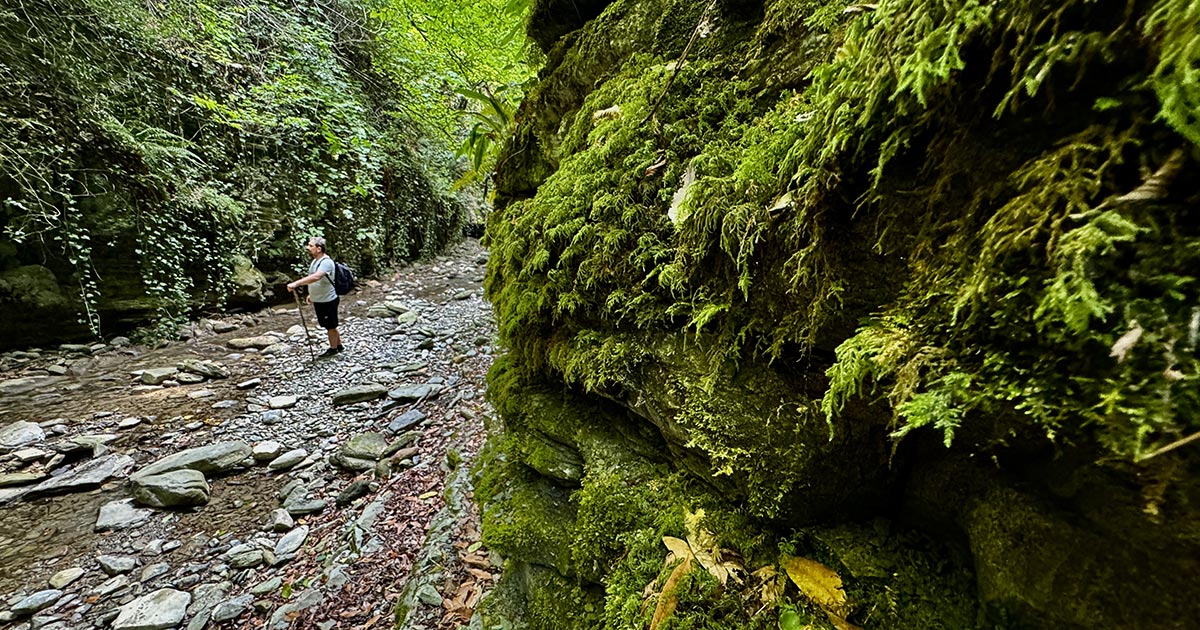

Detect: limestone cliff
[478, 0, 1200, 628]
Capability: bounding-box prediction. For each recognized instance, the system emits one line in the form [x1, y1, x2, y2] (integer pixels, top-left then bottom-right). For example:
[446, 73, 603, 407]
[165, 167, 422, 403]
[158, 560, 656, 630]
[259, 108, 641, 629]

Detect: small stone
[227, 336, 277, 350]
[416, 583, 443, 606]
[268, 395, 297, 409]
[341, 433, 388, 461]
[117, 417, 143, 430]
[251, 576, 282, 596]
[267, 509, 294, 533]
[90, 575, 130, 598]
[140, 563, 170, 583]
[130, 469, 210, 508]
[236, 378, 261, 389]
[98, 555, 137, 576]
[336, 480, 371, 507]
[210, 594, 253, 623]
[252, 441, 283, 462]
[48, 567, 85, 589]
[285, 499, 327, 516]
[224, 545, 265, 570]
[386, 409, 427, 434]
[331, 384, 388, 406]
[139, 368, 178, 385]
[274, 525, 309, 556]
[268, 449, 307, 471]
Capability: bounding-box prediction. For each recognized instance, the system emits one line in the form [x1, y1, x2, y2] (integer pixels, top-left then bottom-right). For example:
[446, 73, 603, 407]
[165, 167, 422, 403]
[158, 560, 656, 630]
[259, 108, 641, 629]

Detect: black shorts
[313, 297, 339, 329]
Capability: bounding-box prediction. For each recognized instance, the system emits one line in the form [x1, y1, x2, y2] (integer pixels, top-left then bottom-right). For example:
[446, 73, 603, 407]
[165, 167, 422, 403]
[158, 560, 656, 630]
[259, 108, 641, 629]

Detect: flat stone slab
[177, 359, 228, 379]
[227, 336, 278, 350]
[332, 384, 388, 406]
[11, 589, 63, 615]
[387, 409, 428, 434]
[26, 454, 135, 498]
[132, 441, 250, 480]
[112, 588, 190, 630]
[0, 375, 62, 397]
[139, 367, 178, 385]
[341, 433, 388, 461]
[274, 525, 309, 557]
[387, 383, 443, 402]
[0, 420, 45, 451]
[268, 395, 297, 409]
[252, 440, 283, 461]
[95, 499, 152, 532]
[98, 555, 137, 576]
[49, 567, 85, 589]
[267, 589, 323, 629]
[0, 471, 45, 487]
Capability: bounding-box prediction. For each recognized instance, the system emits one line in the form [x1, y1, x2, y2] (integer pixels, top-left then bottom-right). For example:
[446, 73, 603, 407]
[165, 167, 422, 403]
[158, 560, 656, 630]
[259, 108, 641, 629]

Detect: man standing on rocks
[287, 236, 344, 358]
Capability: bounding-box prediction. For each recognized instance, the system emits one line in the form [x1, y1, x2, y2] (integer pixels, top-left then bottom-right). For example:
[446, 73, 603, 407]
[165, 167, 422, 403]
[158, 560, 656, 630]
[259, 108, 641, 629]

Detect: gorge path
[0, 239, 497, 630]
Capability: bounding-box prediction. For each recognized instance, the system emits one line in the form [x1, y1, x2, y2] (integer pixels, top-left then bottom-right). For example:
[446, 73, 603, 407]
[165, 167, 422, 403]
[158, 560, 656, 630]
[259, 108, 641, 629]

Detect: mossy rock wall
[479, 0, 1200, 628]
[0, 0, 464, 347]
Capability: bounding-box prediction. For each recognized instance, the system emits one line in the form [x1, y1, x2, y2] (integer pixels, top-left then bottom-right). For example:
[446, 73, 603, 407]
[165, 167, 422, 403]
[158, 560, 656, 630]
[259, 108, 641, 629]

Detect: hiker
[287, 236, 344, 357]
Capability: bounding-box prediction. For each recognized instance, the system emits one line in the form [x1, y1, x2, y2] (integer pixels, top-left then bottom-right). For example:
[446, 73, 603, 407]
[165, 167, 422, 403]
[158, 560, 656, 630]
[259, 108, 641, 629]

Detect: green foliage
[454, 84, 521, 191]
[0, 0, 529, 340]
[487, 0, 1200, 461]
[1146, 0, 1200, 144]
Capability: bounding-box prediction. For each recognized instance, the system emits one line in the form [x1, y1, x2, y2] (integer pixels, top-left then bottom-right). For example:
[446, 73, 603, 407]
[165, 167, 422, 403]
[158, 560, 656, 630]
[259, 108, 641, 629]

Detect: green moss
[483, 0, 1200, 627]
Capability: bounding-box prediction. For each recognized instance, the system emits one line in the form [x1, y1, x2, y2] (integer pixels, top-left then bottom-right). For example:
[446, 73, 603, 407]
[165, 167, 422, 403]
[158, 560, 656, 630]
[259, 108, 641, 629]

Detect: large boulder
[130, 469, 210, 508]
[132, 442, 251, 480]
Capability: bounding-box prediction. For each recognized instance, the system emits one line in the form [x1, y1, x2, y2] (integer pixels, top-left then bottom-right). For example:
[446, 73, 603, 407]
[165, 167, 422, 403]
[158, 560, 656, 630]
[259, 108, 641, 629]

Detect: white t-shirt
[308, 255, 337, 303]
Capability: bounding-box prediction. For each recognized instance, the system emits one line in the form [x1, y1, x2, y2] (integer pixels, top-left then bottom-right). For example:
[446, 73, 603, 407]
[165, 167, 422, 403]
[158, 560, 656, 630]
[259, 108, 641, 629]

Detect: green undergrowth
[478, 361, 995, 629]
[0, 0, 469, 340]
[488, 0, 1200, 462]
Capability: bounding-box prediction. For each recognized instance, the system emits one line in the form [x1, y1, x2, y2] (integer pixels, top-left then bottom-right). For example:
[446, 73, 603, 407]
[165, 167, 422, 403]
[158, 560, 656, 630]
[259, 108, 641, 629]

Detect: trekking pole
[293, 291, 317, 362]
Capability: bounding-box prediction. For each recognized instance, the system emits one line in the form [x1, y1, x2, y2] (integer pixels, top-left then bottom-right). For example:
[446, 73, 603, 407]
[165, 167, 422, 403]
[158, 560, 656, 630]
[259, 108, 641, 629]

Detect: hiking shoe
[318, 347, 340, 359]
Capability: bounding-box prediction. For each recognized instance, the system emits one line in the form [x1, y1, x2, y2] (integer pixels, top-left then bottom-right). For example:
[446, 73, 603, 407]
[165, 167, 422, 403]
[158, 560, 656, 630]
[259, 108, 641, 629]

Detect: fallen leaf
[650, 556, 692, 630]
[781, 555, 860, 630]
[781, 555, 846, 613]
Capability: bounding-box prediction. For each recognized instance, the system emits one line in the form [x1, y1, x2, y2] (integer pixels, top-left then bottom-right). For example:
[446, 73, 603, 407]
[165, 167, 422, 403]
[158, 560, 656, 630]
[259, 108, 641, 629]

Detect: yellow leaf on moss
[650, 556, 692, 630]
[662, 536, 692, 561]
[781, 555, 847, 613]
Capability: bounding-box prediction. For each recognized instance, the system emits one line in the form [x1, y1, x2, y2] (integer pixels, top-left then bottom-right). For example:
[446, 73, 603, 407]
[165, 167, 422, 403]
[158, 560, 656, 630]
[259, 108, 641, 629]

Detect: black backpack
[331, 260, 354, 295]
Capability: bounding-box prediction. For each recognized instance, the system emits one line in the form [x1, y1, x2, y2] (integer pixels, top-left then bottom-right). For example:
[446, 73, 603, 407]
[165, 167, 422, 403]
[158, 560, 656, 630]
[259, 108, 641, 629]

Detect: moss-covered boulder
[478, 0, 1200, 628]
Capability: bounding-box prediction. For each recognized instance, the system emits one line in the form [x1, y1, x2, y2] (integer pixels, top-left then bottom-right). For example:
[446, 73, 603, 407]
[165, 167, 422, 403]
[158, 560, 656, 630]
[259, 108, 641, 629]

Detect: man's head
[306, 236, 327, 258]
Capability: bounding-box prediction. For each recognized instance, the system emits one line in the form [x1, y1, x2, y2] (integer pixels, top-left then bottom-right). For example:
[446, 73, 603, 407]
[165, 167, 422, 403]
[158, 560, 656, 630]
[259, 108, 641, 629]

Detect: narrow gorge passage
[0, 240, 499, 629]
